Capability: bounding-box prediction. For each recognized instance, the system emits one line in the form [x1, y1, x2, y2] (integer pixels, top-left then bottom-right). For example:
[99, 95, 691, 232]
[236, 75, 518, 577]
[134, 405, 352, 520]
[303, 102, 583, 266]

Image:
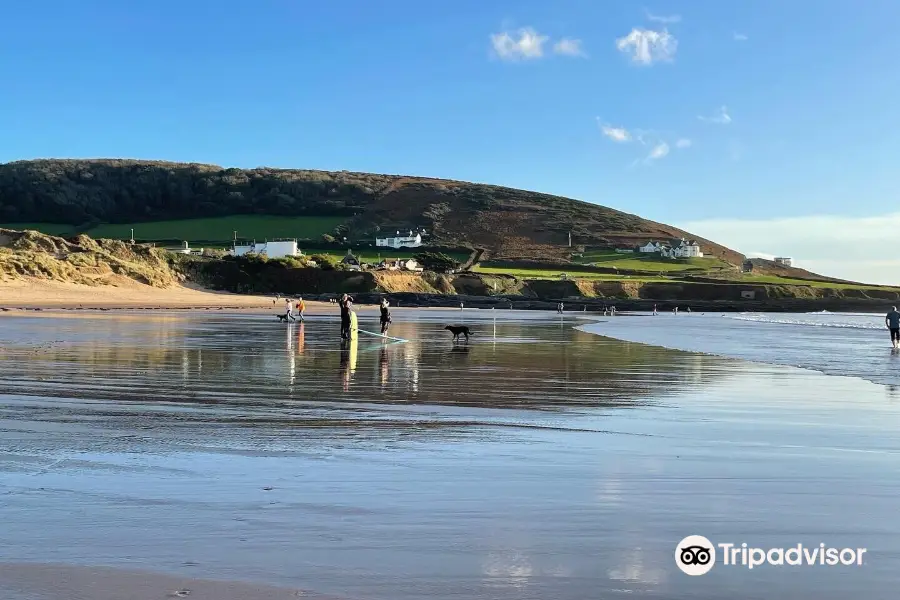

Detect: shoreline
[0, 278, 893, 314]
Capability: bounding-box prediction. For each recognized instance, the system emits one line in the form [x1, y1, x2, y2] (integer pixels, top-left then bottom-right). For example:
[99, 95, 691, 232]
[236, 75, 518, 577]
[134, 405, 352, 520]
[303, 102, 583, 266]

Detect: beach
[1, 309, 899, 599]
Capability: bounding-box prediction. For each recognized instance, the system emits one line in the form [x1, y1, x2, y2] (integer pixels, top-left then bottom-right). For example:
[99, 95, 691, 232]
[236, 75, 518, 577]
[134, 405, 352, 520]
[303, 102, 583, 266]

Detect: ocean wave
[730, 313, 883, 330]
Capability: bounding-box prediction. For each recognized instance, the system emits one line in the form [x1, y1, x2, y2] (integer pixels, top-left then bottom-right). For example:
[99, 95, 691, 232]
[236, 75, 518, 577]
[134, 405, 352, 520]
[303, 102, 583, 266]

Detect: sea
[582, 310, 900, 389]
[1, 308, 900, 600]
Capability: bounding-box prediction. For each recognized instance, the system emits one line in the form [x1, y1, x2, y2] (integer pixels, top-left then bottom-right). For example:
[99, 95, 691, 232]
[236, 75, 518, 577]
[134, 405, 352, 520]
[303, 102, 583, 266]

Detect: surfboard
[349, 311, 359, 340]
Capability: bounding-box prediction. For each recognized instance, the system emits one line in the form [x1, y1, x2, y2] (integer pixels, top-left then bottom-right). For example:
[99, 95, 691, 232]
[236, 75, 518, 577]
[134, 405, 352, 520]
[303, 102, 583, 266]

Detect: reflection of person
[340, 335, 358, 391]
[379, 345, 389, 386]
[886, 306, 900, 349]
[380, 298, 392, 334]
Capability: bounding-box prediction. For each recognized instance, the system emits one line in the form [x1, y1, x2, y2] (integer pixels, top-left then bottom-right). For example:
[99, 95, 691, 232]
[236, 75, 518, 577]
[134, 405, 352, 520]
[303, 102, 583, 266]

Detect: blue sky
[2, 1, 899, 281]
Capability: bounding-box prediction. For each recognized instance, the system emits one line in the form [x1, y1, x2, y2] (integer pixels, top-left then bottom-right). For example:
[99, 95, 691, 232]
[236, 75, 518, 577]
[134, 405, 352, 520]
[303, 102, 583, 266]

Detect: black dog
[444, 325, 472, 342]
[276, 314, 295, 323]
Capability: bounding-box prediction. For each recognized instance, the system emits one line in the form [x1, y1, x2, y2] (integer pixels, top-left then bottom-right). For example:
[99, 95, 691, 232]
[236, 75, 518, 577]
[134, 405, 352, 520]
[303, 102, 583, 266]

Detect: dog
[276, 314, 295, 323]
[444, 325, 472, 342]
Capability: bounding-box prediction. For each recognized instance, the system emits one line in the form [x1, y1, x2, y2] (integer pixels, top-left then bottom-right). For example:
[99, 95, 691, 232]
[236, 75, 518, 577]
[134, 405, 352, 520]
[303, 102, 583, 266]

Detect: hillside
[0, 159, 743, 264]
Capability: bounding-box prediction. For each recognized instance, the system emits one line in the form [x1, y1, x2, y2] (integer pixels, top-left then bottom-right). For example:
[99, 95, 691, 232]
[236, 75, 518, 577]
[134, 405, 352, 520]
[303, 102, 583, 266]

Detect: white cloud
[598, 120, 632, 142]
[675, 138, 692, 149]
[490, 27, 548, 61]
[553, 38, 587, 57]
[733, 32, 749, 42]
[698, 105, 732, 124]
[644, 10, 681, 24]
[679, 213, 900, 285]
[648, 142, 670, 160]
[616, 28, 677, 65]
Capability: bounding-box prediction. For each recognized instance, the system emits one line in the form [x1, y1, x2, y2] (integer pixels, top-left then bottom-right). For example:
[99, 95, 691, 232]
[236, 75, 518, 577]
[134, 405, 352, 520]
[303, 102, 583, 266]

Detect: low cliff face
[0, 228, 177, 287]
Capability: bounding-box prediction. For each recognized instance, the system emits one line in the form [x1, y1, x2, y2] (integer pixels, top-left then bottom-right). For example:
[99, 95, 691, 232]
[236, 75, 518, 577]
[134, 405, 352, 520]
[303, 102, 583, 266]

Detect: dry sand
[0, 563, 341, 600]
[0, 279, 335, 312]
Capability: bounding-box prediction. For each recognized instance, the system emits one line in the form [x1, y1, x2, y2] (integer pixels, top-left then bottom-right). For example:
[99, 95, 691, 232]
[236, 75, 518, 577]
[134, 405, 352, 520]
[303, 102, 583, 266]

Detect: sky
[1, 0, 899, 283]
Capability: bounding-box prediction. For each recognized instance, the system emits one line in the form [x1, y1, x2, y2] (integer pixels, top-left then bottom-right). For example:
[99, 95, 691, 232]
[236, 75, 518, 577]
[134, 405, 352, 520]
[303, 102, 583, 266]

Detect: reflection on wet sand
[0, 313, 727, 416]
[2, 311, 900, 600]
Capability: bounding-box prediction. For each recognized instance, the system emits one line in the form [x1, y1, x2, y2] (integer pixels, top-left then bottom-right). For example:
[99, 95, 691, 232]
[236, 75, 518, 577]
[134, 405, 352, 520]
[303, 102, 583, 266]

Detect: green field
[89, 215, 347, 241]
[0, 222, 78, 236]
[571, 249, 733, 273]
[1, 215, 347, 243]
[472, 265, 672, 282]
[735, 273, 899, 291]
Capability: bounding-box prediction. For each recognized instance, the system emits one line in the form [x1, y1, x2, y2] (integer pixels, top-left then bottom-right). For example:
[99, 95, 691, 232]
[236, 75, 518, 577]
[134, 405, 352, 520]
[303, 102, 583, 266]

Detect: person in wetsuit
[380, 298, 392, 335]
[886, 306, 900, 349]
[339, 294, 354, 339]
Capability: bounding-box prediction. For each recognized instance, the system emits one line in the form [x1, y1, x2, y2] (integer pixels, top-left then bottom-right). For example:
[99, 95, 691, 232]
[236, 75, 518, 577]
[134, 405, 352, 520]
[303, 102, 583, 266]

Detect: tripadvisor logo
[675, 536, 867, 575]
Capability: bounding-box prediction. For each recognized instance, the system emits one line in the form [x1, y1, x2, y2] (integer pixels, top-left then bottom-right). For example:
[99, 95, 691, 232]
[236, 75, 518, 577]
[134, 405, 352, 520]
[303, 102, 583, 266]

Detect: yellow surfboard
[349, 311, 359, 340]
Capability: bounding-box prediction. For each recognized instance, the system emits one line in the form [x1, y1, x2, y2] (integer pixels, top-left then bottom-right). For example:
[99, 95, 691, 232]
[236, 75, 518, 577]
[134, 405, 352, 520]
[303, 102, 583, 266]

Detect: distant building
[341, 252, 360, 267]
[375, 229, 425, 249]
[230, 239, 300, 259]
[169, 241, 204, 256]
[380, 258, 423, 272]
[774, 257, 793, 267]
[639, 241, 663, 254]
[639, 238, 703, 258]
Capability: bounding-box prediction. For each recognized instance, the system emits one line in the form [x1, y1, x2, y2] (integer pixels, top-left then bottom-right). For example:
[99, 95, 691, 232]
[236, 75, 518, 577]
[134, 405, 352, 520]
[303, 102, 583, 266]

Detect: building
[169, 241, 204, 256]
[639, 238, 703, 258]
[341, 252, 360, 268]
[230, 239, 300, 259]
[380, 258, 423, 272]
[375, 229, 425, 249]
[639, 241, 663, 253]
[671, 239, 703, 258]
[774, 257, 793, 267]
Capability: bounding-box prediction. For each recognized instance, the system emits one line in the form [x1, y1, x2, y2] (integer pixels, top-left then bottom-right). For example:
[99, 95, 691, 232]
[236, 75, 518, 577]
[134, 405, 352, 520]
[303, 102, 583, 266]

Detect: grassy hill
[0, 159, 743, 264]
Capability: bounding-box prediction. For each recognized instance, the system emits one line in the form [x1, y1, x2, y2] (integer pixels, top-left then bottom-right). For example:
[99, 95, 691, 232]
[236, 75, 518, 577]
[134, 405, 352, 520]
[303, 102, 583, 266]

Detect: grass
[736, 274, 900, 291]
[571, 249, 733, 273]
[0, 222, 78, 236]
[2, 216, 347, 242]
[472, 265, 673, 282]
[474, 264, 899, 291]
[86, 215, 347, 242]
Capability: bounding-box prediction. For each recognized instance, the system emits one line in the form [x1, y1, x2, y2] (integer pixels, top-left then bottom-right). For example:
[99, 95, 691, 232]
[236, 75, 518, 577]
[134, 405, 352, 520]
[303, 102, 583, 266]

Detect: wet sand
[1, 310, 899, 599]
[0, 563, 330, 600]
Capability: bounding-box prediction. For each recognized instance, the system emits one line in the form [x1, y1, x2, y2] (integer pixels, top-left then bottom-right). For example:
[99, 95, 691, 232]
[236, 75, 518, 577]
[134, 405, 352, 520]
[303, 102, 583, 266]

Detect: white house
[230, 239, 300, 259]
[774, 257, 793, 267]
[375, 229, 424, 249]
[640, 238, 703, 258]
[380, 258, 423, 272]
[671, 239, 703, 258]
[639, 241, 663, 253]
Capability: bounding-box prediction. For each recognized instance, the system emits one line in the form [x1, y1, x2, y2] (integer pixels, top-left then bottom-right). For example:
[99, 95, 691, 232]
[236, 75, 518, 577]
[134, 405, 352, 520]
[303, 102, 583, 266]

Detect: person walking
[380, 298, 392, 335]
[284, 298, 296, 322]
[296, 296, 305, 322]
[886, 306, 900, 349]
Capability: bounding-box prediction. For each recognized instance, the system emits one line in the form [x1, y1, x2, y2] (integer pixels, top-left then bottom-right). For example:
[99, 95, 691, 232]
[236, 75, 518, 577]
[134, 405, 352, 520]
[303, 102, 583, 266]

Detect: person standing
[886, 306, 900, 349]
[380, 298, 392, 335]
[652, 304, 658, 316]
[339, 294, 354, 339]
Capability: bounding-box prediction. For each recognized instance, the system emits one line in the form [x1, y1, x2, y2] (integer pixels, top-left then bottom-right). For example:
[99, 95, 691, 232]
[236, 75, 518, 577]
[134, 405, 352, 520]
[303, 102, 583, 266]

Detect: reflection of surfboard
[348, 334, 358, 372]
[349, 311, 358, 340]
